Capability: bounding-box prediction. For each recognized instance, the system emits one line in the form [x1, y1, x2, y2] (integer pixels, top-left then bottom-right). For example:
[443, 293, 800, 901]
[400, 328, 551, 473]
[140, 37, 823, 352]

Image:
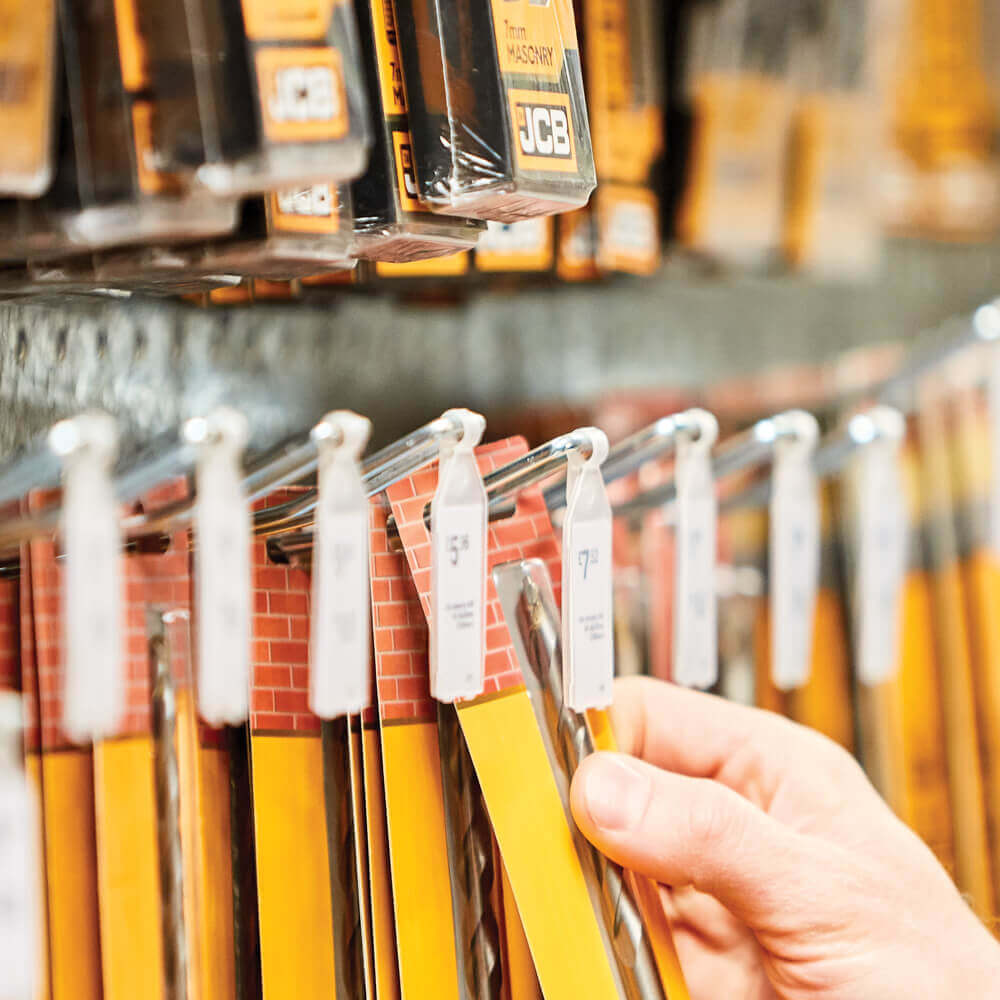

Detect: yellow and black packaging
[475, 219, 554, 273]
[0, 0, 59, 196]
[555, 207, 599, 281]
[676, 0, 796, 269]
[579, 0, 664, 275]
[200, 183, 357, 278]
[783, 0, 882, 280]
[393, 0, 596, 220]
[129, 0, 372, 196]
[6, 0, 237, 266]
[350, 0, 483, 261]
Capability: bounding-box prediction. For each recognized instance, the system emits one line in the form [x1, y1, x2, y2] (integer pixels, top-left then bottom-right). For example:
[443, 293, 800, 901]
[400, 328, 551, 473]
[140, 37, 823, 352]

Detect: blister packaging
[676, 0, 796, 269]
[393, 0, 596, 221]
[579, 0, 664, 275]
[129, 0, 372, 196]
[351, 0, 483, 261]
[0, 0, 238, 270]
[0, 0, 59, 196]
[783, 0, 882, 280]
[200, 184, 357, 278]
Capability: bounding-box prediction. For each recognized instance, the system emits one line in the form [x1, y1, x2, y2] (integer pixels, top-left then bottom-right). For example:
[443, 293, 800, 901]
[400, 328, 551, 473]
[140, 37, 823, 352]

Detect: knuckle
[685, 785, 746, 851]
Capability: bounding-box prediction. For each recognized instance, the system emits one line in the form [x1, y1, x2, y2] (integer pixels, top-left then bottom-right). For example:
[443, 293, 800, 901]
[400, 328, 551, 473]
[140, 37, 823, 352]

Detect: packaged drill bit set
[130, 0, 371, 197]
[5, 0, 239, 267]
[198, 183, 357, 278]
[578, 0, 665, 275]
[783, 0, 882, 280]
[120, 0, 374, 277]
[392, 0, 597, 221]
[676, 0, 798, 269]
[349, 0, 484, 262]
[0, 0, 59, 198]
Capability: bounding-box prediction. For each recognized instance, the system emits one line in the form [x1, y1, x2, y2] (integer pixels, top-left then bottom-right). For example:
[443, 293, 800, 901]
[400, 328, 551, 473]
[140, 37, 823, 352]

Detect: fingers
[609, 676, 862, 803]
[570, 751, 825, 928]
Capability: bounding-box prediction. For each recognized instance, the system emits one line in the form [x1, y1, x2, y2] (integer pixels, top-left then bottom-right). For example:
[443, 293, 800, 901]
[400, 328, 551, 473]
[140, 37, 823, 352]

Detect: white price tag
[309, 411, 372, 718]
[562, 429, 613, 711]
[769, 423, 820, 692]
[854, 414, 907, 685]
[189, 409, 251, 726]
[673, 413, 719, 689]
[430, 409, 488, 703]
[51, 414, 124, 743]
[0, 765, 40, 1000]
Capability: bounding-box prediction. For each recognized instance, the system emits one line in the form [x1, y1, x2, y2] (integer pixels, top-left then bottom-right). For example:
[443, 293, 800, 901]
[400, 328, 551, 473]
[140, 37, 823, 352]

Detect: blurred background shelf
[2, 237, 998, 457]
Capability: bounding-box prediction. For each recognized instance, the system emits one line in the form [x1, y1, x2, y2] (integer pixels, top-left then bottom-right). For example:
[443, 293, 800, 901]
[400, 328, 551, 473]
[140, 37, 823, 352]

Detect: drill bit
[323, 716, 366, 1000]
[501, 558, 666, 1000]
[148, 606, 189, 1000]
[437, 702, 504, 1000]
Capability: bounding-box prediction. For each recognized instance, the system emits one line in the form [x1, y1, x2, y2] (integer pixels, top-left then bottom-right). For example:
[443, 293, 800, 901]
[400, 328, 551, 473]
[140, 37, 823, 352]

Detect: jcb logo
[392, 130, 423, 212]
[268, 65, 340, 123]
[276, 184, 334, 218]
[508, 89, 578, 173]
[255, 48, 348, 142]
[515, 102, 572, 158]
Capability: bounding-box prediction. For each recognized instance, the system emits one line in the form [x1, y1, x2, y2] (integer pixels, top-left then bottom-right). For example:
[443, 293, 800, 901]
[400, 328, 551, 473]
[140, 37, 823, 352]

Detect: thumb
[571, 752, 823, 929]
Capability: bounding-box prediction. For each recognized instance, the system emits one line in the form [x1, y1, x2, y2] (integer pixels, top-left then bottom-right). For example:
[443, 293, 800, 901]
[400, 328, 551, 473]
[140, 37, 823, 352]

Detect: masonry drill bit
[148, 606, 189, 1000]
[438, 702, 504, 1000]
[507, 560, 665, 1000]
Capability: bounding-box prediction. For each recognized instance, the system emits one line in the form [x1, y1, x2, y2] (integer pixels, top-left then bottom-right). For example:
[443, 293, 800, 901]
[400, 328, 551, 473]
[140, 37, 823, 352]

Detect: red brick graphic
[370, 498, 435, 723]
[384, 437, 564, 703]
[19, 539, 40, 754]
[642, 509, 675, 682]
[250, 488, 317, 734]
[0, 575, 18, 693]
[25, 481, 193, 749]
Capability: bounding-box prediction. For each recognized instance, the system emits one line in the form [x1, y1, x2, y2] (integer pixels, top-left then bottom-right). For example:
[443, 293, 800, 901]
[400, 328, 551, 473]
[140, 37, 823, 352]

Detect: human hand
[570, 676, 1000, 999]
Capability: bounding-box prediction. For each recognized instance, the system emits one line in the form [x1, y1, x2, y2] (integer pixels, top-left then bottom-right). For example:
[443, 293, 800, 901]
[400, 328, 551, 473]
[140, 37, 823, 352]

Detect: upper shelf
[1, 238, 998, 460]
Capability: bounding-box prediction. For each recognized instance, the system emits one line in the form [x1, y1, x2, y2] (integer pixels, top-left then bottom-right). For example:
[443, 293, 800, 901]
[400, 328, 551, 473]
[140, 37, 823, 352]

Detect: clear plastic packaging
[199, 184, 357, 278]
[677, 0, 797, 268]
[0, 0, 239, 265]
[0, 0, 59, 196]
[350, 0, 483, 262]
[393, 0, 597, 221]
[580, 0, 665, 274]
[132, 0, 372, 196]
[783, 0, 883, 280]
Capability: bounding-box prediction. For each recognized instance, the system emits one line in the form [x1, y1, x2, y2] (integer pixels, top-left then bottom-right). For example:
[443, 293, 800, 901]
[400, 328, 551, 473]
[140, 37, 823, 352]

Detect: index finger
[609, 676, 854, 801]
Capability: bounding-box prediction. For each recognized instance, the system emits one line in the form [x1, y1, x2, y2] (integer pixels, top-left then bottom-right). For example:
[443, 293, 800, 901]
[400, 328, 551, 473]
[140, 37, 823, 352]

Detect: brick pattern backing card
[17, 530, 52, 1000]
[25, 483, 238, 1000]
[386, 437, 626, 1000]
[24, 488, 104, 1000]
[2, 538, 52, 1000]
[368, 497, 461, 999]
[248, 488, 339, 1000]
[357, 691, 401, 1000]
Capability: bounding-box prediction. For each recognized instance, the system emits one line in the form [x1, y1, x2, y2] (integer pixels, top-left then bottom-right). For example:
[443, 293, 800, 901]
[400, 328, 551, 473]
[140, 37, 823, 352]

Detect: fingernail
[583, 756, 651, 832]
